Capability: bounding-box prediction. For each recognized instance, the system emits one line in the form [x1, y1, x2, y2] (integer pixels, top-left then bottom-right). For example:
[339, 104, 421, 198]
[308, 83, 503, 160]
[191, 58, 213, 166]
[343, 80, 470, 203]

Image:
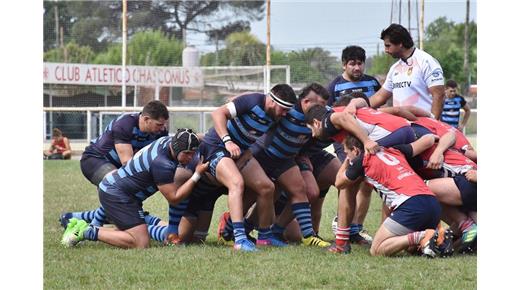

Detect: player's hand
[235, 149, 252, 170]
[224, 141, 241, 159]
[427, 152, 443, 169]
[164, 233, 183, 246]
[364, 140, 380, 154]
[345, 103, 357, 115]
[195, 161, 209, 174]
[465, 169, 477, 182]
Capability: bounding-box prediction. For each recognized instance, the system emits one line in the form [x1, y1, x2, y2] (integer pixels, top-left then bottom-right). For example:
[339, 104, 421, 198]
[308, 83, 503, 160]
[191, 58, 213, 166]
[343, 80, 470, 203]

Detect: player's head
[267, 84, 297, 120]
[52, 128, 63, 139]
[343, 134, 363, 160]
[299, 83, 329, 113]
[171, 128, 200, 165]
[332, 91, 370, 108]
[445, 79, 458, 98]
[341, 46, 366, 81]
[380, 23, 414, 58]
[141, 100, 169, 134]
[304, 104, 329, 139]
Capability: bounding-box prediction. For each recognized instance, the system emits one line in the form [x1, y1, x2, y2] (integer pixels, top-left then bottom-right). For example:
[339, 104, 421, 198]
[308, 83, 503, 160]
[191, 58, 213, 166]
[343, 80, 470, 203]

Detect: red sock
[459, 218, 474, 232]
[335, 226, 350, 247]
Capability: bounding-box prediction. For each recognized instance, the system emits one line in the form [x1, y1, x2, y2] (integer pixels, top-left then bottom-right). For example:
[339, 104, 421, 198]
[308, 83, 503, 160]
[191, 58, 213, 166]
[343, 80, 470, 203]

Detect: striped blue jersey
[327, 74, 381, 106]
[83, 113, 168, 167]
[441, 95, 467, 128]
[300, 105, 335, 155]
[205, 93, 274, 149]
[98, 136, 177, 201]
[263, 102, 311, 159]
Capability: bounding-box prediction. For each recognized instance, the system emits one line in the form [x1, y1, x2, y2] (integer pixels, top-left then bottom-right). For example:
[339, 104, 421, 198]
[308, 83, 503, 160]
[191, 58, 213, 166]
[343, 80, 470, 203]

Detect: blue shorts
[98, 188, 145, 231]
[309, 150, 337, 178]
[377, 126, 416, 147]
[453, 175, 477, 212]
[185, 178, 227, 216]
[387, 195, 441, 234]
[199, 140, 231, 178]
[254, 150, 296, 181]
[80, 154, 118, 186]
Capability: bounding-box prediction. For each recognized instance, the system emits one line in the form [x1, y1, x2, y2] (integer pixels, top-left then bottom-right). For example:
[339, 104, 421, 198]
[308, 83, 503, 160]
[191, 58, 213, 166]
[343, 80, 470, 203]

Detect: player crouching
[334, 135, 452, 257]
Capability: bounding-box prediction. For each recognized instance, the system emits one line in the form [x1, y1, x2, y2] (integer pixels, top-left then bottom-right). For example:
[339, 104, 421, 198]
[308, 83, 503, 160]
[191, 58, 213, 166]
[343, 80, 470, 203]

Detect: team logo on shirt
[407, 67, 413, 76]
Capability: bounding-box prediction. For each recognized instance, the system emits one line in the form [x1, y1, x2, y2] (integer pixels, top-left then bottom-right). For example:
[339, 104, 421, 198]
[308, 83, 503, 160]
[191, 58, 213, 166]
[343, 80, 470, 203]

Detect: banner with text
[43, 62, 204, 87]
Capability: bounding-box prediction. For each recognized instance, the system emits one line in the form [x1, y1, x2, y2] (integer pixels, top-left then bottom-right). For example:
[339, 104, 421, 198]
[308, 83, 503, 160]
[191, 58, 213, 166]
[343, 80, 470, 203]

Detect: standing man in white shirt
[369, 24, 445, 119]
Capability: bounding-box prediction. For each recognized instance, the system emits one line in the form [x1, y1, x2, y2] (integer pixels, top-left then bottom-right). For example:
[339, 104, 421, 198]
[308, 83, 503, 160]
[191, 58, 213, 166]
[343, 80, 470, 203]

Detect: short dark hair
[299, 82, 330, 101]
[380, 23, 414, 49]
[344, 134, 363, 152]
[332, 92, 370, 108]
[271, 83, 297, 106]
[342, 45, 366, 64]
[446, 79, 458, 89]
[304, 104, 329, 124]
[142, 100, 169, 120]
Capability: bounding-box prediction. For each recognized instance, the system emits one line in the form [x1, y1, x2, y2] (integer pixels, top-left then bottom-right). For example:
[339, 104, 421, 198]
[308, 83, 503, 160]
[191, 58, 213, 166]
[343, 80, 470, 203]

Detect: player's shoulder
[415, 48, 441, 67]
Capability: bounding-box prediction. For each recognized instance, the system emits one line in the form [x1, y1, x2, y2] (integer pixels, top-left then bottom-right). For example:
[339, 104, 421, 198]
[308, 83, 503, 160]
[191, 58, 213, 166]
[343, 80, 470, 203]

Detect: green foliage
[44, 160, 477, 289]
[93, 30, 183, 66]
[44, 42, 96, 63]
[366, 53, 395, 76]
[224, 31, 266, 66]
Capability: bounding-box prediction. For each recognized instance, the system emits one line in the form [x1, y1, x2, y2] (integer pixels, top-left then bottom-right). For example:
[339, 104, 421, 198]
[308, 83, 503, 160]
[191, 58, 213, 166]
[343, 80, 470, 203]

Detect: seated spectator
[44, 128, 71, 160]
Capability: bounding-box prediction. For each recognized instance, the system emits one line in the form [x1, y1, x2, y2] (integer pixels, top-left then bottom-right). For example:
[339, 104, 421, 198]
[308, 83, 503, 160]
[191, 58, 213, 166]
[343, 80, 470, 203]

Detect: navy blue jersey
[263, 102, 311, 159]
[98, 136, 178, 201]
[441, 95, 467, 128]
[299, 106, 335, 156]
[327, 74, 381, 106]
[83, 113, 168, 167]
[205, 93, 274, 149]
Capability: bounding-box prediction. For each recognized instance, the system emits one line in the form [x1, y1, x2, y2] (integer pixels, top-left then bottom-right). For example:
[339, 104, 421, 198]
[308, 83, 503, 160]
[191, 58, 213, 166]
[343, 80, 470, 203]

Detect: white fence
[43, 107, 477, 142]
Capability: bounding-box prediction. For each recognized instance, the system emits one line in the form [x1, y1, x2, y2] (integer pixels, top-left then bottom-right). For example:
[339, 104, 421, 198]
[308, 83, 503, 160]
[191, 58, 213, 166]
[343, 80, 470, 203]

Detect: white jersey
[382, 48, 444, 112]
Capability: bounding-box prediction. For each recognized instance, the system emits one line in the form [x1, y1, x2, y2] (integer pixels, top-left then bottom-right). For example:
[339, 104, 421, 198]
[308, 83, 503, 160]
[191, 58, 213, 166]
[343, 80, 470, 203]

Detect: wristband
[191, 172, 201, 183]
[222, 134, 232, 143]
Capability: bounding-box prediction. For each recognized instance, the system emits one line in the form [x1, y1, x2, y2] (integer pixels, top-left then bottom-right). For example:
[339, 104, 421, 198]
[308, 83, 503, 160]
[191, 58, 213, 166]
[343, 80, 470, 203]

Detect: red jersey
[352, 147, 434, 210]
[330, 106, 410, 143]
[52, 138, 67, 154]
[417, 144, 477, 179]
[414, 117, 471, 153]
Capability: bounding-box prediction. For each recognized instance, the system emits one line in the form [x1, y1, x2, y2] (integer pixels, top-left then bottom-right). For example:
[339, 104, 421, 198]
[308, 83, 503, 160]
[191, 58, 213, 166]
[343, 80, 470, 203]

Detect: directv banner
[43, 62, 203, 87]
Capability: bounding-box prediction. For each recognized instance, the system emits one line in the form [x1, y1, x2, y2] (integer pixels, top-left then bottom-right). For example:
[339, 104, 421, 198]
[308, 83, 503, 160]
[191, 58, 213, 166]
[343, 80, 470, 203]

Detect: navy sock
[144, 214, 162, 226]
[90, 207, 107, 227]
[271, 223, 285, 236]
[232, 222, 247, 242]
[83, 225, 99, 241]
[292, 202, 314, 238]
[350, 224, 362, 235]
[148, 225, 167, 241]
[71, 210, 96, 223]
[224, 215, 234, 238]
[167, 199, 189, 234]
[257, 228, 272, 240]
[244, 218, 255, 235]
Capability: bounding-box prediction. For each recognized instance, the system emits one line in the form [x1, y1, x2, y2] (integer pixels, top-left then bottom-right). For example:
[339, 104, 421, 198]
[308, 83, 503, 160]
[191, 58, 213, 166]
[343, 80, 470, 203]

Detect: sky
[187, 0, 477, 59]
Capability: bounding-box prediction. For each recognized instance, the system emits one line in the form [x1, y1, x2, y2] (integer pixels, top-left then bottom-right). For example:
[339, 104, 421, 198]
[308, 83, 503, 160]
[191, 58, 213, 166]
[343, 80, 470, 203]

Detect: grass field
[44, 137, 477, 289]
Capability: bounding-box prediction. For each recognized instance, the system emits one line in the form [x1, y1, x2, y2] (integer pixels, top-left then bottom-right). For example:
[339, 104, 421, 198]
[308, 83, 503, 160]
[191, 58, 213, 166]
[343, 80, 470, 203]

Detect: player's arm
[62, 137, 72, 152]
[368, 87, 393, 109]
[343, 97, 369, 114]
[409, 134, 437, 156]
[428, 85, 445, 119]
[331, 112, 379, 154]
[427, 130, 456, 170]
[400, 105, 434, 118]
[378, 106, 417, 121]
[335, 156, 363, 189]
[460, 103, 471, 131]
[158, 161, 209, 205]
[211, 102, 241, 158]
[115, 143, 133, 166]
[465, 169, 477, 183]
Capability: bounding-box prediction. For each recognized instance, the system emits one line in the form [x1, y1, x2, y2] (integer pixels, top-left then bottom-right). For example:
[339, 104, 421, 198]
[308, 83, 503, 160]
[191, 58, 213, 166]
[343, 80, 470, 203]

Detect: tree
[43, 1, 74, 51]
[279, 48, 339, 84]
[206, 21, 251, 65]
[44, 42, 96, 63]
[43, 1, 265, 53]
[93, 30, 183, 66]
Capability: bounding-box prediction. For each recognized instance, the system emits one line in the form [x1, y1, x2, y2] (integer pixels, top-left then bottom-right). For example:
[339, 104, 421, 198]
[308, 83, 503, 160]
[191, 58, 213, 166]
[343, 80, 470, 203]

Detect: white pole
[121, 0, 127, 107]
[266, 0, 271, 90]
[86, 109, 91, 142]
